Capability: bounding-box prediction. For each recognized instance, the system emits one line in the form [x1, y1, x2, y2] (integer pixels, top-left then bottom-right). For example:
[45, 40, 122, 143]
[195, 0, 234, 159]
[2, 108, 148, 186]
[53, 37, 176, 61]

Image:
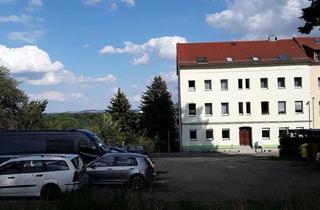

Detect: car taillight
[73, 171, 81, 182]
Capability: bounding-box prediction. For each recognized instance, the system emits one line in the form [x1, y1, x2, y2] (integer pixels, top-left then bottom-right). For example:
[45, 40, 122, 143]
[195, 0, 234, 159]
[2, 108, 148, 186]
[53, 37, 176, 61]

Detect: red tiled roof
[294, 37, 320, 51]
[177, 37, 320, 68]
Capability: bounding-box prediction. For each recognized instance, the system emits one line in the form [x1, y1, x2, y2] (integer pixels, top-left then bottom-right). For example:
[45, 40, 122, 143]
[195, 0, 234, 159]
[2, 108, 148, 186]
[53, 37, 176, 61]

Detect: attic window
[314, 38, 320, 44]
[226, 57, 233, 63]
[278, 54, 290, 61]
[251, 56, 260, 62]
[197, 57, 208, 64]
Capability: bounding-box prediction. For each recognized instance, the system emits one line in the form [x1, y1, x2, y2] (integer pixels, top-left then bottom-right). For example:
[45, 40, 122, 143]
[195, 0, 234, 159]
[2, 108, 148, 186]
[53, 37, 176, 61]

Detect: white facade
[179, 65, 318, 151]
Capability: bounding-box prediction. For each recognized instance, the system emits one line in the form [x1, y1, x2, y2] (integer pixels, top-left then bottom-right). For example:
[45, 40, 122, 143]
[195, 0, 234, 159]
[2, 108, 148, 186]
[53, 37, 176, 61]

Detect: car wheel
[41, 184, 61, 200]
[130, 175, 145, 191]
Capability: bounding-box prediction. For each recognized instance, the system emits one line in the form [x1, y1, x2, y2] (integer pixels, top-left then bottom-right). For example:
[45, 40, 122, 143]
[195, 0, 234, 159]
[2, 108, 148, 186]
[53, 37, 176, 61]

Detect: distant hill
[46, 110, 105, 115]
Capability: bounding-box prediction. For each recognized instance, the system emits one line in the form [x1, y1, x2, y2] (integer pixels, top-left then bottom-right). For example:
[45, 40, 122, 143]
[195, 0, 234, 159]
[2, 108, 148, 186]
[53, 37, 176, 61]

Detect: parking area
[148, 153, 320, 201]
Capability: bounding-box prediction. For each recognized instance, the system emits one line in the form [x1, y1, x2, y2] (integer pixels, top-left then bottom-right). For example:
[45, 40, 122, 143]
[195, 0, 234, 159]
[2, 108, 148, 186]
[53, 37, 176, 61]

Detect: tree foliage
[107, 88, 134, 133]
[298, 0, 320, 34]
[140, 76, 177, 152]
[0, 66, 47, 130]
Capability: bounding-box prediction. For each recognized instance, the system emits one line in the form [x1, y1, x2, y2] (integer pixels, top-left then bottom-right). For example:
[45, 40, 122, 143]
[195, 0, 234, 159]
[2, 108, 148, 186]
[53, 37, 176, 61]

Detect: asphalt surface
[147, 153, 320, 201]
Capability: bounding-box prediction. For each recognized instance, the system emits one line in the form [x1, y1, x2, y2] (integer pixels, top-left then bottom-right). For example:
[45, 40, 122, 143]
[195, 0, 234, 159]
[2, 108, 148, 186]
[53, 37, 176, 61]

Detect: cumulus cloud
[100, 36, 187, 64]
[29, 91, 84, 102]
[84, 0, 102, 6]
[84, 0, 135, 9]
[8, 30, 44, 44]
[160, 71, 177, 83]
[0, 44, 116, 85]
[206, 0, 318, 39]
[29, 0, 42, 7]
[121, 0, 135, 7]
[0, 14, 34, 24]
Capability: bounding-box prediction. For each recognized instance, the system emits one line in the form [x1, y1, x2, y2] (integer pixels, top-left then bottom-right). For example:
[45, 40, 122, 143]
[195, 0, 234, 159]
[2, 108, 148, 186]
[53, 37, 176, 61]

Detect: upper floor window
[196, 57, 208, 64]
[188, 80, 195, 91]
[221, 79, 228, 91]
[246, 102, 251, 115]
[278, 77, 285, 89]
[189, 103, 196, 116]
[261, 101, 269, 115]
[318, 77, 320, 89]
[238, 102, 243, 115]
[221, 103, 229, 115]
[278, 101, 286, 115]
[226, 57, 233, 63]
[238, 79, 243, 89]
[252, 56, 260, 62]
[294, 77, 302, 88]
[295, 101, 303, 114]
[204, 80, 212, 91]
[245, 79, 250, 89]
[205, 103, 213, 116]
[260, 78, 268, 89]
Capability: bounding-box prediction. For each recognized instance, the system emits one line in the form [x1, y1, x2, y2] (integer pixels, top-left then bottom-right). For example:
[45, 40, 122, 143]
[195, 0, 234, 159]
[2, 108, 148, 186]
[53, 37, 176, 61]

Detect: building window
[295, 101, 303, 114]
[205, 103, 212, 116]
[261, 101, 269, 115]
[246, 102, 251, 115]
[221, 79, 228, 91]
[221, 103, 229, 115]
[238, 79, 243, 89]
[278, 101, 286, 115]
[245, 79, 250, 89]
[226, 57, 233, 63]
[189, 103, 196, 116]
[222, 129, 230, 140]
[262, 128, 270, 140]
[238, 102, 243, 115]
[252, 56, 260, 62]
[206, 129, 213, 141]
[260, 78, 268, 89]
[294, 77, 302, 88]
[278, 77, 285, 88]
[188, 80, 196, 91]
[279, 127, 287, 137]
[318, 78, 320, 89]
[189, 130, 197, 141]
[204, 80, 212, 91]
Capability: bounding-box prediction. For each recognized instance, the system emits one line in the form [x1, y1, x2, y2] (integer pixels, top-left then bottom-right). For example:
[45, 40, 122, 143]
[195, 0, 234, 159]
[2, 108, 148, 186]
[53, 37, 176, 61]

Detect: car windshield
[86, 131, 110, 153]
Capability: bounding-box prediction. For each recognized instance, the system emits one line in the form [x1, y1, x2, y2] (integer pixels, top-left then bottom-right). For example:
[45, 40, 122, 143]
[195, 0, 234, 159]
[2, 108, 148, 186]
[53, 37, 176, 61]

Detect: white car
[0, 154, 87, 199]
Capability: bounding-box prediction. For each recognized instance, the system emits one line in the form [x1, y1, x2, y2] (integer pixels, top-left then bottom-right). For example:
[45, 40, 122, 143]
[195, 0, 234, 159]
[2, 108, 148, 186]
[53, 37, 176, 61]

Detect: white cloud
[84, 0, 102, 6]
[206, 0, 317, 39]
[100, 36, 187, 65]
[129, 94, 141, 104]
[83, 44, 91, 48]
[29, 0, 42, 7]
[8, 30, 44, 44]
[0, 44, 116, 85]
[160, 71, 177, 83]
[107, 2, 118, 11]
[121, 0, 135, 7]
[30, 91, 66, 102]
[0, 14, 33, 24]
[29, 91, 85, 102]
[133, 53, 149, 65]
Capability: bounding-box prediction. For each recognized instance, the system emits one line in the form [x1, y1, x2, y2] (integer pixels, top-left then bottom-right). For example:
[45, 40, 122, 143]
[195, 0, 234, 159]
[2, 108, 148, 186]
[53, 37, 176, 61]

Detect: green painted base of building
[182, 144, 279, 152]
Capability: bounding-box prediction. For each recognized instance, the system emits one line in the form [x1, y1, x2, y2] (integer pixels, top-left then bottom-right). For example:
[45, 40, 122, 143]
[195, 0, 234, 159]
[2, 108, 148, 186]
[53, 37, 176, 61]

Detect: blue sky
[0, 0, 319, 112]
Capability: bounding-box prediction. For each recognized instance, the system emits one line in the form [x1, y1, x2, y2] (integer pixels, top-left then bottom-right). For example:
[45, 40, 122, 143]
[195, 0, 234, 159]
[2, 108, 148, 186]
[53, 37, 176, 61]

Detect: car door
[0, 161, 22, 196]
[113, 157, 137, 182]
[18, 160, 46, 196]
[86, 156, 115, 184]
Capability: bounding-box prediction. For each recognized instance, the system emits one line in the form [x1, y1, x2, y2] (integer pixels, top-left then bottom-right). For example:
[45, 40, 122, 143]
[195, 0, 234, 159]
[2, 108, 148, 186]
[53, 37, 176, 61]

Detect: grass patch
[1, 187, 320, 210]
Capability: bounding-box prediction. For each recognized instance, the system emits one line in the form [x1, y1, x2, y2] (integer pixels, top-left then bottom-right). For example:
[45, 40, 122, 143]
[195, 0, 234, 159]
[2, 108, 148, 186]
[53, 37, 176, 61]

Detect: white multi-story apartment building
[177, 37, 320, 152]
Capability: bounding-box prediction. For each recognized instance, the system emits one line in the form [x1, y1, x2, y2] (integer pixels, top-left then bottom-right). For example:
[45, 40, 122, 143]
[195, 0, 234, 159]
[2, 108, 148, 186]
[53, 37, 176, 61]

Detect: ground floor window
[206, 129, 213, 141]
[262, 128, 270, 140]
[189, 130, 197, 141]
[279, 127, 288, 137]
[222, 129, 230, 140]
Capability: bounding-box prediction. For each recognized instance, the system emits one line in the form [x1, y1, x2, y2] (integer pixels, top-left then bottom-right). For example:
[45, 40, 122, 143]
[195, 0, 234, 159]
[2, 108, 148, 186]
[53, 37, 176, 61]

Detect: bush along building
[176, 37, 320, 152]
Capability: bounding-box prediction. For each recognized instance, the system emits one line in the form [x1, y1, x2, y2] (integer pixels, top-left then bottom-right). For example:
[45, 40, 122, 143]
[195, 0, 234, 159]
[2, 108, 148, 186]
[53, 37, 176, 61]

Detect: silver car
[86, 153, 156, 190]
